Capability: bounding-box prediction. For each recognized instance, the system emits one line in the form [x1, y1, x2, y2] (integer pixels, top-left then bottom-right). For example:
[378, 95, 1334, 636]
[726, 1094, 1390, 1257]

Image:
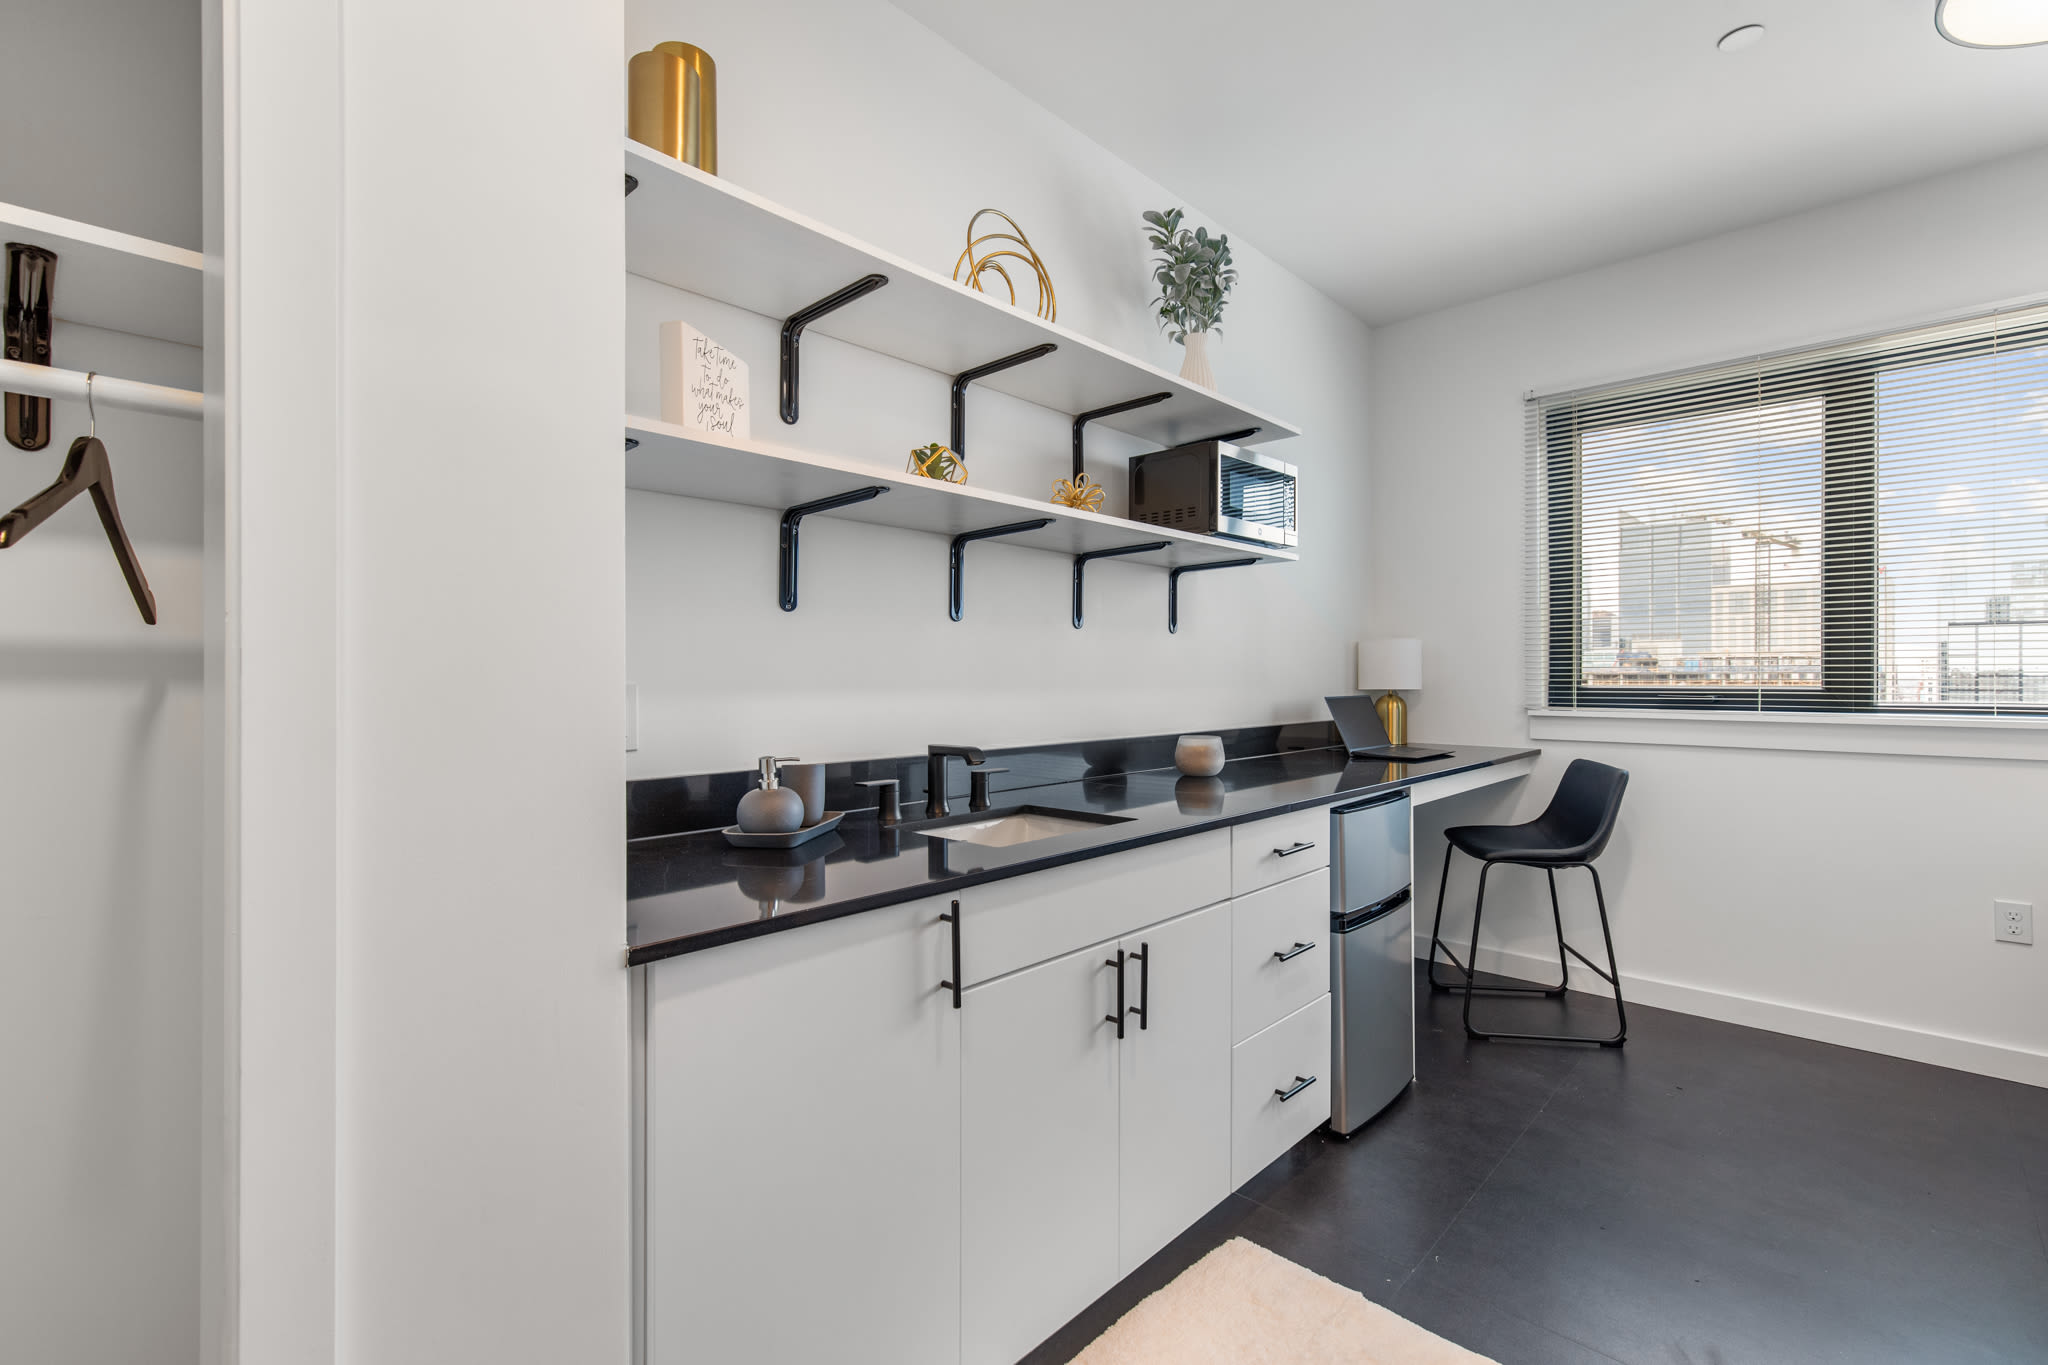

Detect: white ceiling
[889, 0, 2048, 325]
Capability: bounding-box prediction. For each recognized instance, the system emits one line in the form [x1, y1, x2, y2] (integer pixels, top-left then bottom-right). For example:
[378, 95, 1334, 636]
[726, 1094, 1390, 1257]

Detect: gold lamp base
[1375, 690, 1408, 746]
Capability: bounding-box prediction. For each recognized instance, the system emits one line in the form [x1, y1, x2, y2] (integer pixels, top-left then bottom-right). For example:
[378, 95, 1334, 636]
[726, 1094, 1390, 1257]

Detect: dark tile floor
[1027, 965, 2048, 1365]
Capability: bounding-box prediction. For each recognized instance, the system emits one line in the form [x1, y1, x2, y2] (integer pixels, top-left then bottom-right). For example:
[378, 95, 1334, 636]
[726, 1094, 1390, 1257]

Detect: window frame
[1541, 318, 2048, 717]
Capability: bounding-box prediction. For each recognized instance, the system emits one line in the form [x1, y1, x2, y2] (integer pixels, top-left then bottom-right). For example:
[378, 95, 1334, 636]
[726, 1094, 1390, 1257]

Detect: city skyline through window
[1535, 306, 2048, 715]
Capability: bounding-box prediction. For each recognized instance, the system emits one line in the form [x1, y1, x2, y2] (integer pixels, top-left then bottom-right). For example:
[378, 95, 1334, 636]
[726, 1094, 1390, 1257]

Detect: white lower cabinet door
[645, 897, 961, 1365]
[960, 942, 1122, 1365]
[1116, 902, 1232, 1275]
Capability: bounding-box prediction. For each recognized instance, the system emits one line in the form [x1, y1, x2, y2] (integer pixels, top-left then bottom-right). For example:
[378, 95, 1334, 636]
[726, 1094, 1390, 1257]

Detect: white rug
[1069, 1238, 1498, 1365]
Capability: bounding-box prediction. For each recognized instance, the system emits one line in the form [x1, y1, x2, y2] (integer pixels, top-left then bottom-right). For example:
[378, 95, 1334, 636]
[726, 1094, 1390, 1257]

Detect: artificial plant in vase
[1143, 207, 1237, 389]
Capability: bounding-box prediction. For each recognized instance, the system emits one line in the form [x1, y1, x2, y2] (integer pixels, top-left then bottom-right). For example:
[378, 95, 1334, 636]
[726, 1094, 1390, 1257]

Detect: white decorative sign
[660, 320, 750, 439]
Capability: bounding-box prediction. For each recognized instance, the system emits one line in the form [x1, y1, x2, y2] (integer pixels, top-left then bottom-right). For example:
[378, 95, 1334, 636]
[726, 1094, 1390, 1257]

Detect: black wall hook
[950, 344, 1056, 458]
[780, 274, 889, 424]
[949, 519, 1052, 621]
[779, 486, 887, 611]
[1071, 542, 1167, 629]
[1072, 393, 1171, 480]
[1167, 557, 1259, 634]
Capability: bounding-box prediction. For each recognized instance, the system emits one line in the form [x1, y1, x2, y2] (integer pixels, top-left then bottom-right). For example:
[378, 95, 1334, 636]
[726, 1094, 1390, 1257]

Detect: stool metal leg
[1433, 849, 1568, 997]
[1426, 847, 1463, 992]
[1464, 862, 1626, 1047]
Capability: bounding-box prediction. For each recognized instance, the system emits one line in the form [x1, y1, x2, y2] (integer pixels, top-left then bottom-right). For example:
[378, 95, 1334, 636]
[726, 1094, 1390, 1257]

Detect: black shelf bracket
[779, 486, 888, 612]
[624, 173, 639, 196]
[1072, 393, 1171, 480]
[1198, 426, 1260, 446]
[1071, 542, 1168, 629]
[950, 344, 1057, 458]
[949, 519, 1053, 621]
[1168, 557, 1260, 634]
[624, 436, 639, 451]
[780, 274, 889, 425]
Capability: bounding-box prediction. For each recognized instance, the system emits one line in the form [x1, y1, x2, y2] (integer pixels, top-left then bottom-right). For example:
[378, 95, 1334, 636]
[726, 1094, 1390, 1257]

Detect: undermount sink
[922, 806, 1132, 848]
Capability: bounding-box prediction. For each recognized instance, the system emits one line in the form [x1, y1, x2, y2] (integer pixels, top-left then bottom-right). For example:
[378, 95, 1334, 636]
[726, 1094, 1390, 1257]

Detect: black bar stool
[1426, 759, 1630, 1046]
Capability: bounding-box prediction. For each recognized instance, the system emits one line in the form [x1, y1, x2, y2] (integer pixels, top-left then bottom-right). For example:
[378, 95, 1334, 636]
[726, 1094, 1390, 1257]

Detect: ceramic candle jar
[1174, 734, 1225, 778]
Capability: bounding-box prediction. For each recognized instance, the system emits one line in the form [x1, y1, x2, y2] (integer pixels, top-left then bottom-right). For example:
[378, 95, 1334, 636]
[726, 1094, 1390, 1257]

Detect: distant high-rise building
[1584, 610, 1615, 651]
[1617, 513, 1728, 662]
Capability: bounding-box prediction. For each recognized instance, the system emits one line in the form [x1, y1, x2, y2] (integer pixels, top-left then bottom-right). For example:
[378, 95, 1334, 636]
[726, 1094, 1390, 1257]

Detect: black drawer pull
[1105, 949, 1126, 1040]
[1272, 940, 1317, 963]
[1129, 943, 1149, 1030]
[938, 902, 961, 1009]
[1274, 840, 1317, 858]
[1274, 1074, 1318, 1103]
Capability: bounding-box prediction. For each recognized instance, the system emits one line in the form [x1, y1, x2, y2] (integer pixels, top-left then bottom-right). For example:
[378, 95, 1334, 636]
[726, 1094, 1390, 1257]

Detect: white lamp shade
[1357, 638, 1422, 692]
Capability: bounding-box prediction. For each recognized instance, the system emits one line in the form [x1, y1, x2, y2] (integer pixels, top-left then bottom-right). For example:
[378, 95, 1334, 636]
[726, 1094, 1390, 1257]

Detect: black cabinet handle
[1104, 949, 1126, 1039]
[1274, 1074, 1318, 1103]
[938, 901, 961, 1009]
[1128, 943, 1149, 1030]
[1274, 840, 1317, 858]
[1273, 940, 1317, 963]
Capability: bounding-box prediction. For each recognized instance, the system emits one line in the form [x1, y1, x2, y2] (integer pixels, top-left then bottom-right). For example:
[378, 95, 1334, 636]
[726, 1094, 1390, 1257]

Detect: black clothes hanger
[0, 378, 157, 623]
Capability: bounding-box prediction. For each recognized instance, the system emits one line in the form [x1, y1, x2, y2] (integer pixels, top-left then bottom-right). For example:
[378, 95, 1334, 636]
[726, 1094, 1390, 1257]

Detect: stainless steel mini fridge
[1330, 791, 1413, 1134]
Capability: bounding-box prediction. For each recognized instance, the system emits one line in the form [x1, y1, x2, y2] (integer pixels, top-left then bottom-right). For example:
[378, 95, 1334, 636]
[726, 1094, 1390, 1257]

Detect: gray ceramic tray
[721, 810, 847, 849]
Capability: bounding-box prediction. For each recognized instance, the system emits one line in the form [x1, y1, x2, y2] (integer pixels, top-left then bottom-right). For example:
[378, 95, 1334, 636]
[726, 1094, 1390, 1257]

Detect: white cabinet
[1116, 903, 1232, 1274]
[960, 901, 1235, 1364]
[1230, 806, 1331, 897]
[1230, 870, 1331, 1042]
[1231, 994, 1333, 1188]
[960, 941, 1122, 1365]
[644, 896, 961, 1365]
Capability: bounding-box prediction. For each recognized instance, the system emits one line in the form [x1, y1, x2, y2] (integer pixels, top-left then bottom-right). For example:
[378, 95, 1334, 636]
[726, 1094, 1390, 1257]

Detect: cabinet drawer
[960, 830, 1229, 986]
[1231, 873, 1330, 1043]
[1230, 994, 1331, 1188]
[1230, 806, 1330, 897]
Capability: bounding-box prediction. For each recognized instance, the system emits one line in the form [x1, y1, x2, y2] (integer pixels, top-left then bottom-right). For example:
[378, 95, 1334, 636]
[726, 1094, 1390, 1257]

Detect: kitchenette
[627, 730, 1534, 1364]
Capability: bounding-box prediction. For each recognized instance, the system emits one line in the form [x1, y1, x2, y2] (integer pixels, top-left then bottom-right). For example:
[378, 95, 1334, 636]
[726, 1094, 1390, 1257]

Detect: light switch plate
[625, 682, 639, 752]
[1994, 899, 2032, 945]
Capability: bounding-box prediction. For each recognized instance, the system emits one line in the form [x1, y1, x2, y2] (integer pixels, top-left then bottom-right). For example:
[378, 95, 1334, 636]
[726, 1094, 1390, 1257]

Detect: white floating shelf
[624, 140, 1300, 450]
[626, 415, 1297, 569]
[0, 201, 202, 347]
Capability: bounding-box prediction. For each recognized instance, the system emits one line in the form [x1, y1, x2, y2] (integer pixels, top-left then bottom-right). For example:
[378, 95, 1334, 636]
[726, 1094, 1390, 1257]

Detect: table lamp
[1357, 639, 1421, 745]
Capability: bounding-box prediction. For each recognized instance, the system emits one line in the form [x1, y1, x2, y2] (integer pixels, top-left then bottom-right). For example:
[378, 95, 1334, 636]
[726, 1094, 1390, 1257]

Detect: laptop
[1324, 694, 1454, 763]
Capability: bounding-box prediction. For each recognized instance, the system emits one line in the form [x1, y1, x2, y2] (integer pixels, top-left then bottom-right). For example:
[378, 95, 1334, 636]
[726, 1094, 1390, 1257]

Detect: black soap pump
[736, 755, 805, 834]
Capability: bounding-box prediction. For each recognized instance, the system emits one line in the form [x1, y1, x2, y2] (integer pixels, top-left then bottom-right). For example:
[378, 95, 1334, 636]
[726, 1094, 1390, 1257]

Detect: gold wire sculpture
[952, 209, 1057, 321]
[1049, 473, 1105, 511]
[908, 442, 967, 484]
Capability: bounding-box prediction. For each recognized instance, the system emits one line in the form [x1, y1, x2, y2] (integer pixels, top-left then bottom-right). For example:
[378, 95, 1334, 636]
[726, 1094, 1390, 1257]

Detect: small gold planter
[628, 42, 717, 174]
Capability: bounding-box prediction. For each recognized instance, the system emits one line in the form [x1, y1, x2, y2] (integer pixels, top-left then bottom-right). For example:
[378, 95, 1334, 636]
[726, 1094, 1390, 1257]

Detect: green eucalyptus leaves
[1143, 207, 1237, 344]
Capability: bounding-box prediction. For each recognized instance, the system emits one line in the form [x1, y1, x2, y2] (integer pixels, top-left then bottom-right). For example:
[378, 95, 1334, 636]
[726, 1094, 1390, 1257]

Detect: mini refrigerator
[1329, 791, 1413, 1134]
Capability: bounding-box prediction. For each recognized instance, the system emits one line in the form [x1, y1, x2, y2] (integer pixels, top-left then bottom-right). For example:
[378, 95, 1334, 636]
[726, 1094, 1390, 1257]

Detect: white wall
[0, 0, 205, 1356]
[1372, 147, 2048, 1085]
[331, 2, 630, 1362]
[623, 0, 1374, 778]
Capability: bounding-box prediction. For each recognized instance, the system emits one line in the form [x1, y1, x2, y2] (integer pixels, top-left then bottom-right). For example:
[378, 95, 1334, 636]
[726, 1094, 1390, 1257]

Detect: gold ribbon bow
[1050, 474, 1105, 511]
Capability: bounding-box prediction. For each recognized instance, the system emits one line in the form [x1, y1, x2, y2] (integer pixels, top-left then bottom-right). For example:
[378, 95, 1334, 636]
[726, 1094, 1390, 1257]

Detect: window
[1528, 303, 2048, 716]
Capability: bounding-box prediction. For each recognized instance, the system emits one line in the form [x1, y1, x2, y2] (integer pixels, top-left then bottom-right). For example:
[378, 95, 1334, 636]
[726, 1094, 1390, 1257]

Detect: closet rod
[0, 357, 202, 421]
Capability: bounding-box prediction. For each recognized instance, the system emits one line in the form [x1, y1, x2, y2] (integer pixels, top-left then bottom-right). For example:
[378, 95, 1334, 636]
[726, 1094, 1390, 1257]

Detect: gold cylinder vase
[628, 42, 718, 174]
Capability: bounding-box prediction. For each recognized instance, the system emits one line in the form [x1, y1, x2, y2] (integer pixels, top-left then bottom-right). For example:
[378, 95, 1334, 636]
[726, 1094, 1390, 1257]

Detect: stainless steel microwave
[1128, 440, 1299, 548]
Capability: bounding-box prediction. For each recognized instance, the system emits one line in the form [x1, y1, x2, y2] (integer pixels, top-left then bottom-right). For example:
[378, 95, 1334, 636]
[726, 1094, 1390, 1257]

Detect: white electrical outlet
[1994, 899, 2032, 945]
[625, 682, 639, 753]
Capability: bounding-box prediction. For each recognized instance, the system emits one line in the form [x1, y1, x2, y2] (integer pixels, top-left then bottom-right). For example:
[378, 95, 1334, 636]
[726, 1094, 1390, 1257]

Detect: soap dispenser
[736, 755, 805, 834]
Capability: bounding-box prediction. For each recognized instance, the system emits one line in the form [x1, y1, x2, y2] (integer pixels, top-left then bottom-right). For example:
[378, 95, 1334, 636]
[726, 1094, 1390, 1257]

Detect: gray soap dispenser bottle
[736, 755, 805, 834]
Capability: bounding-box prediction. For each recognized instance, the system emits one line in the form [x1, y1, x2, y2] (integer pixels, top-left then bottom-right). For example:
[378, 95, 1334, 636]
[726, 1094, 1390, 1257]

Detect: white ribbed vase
[1179, 331, 1216, 389]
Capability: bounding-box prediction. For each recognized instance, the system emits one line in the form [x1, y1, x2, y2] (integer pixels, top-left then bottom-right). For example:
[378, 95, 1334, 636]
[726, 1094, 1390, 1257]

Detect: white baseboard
[1420, 942, 2048, 1090]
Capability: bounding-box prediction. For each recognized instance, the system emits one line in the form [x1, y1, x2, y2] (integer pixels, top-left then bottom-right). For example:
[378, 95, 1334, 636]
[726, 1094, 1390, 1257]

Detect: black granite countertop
[626, 743, 1537, 966]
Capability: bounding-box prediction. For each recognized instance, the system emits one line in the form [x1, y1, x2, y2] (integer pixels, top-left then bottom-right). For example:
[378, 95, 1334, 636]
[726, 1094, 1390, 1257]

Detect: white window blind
[1527, 302, 2048, 715]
